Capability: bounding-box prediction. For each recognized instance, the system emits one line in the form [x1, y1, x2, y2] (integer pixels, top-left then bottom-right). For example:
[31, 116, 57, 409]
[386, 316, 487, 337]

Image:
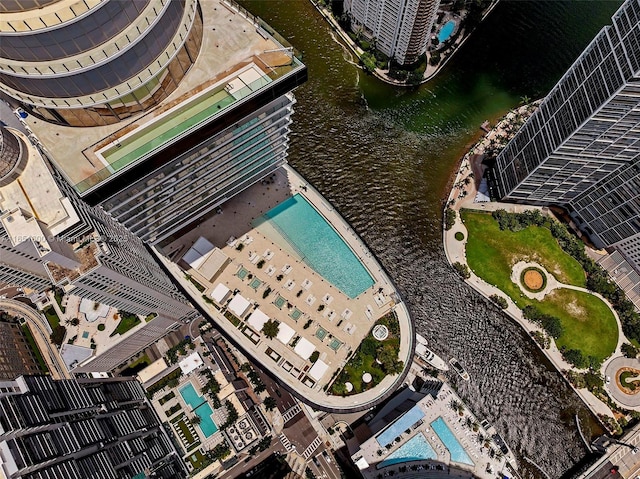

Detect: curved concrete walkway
[511, 261, 626, 364]
[0, 298, 70, 379]
[605, 357, 640, 409]
[442, 125, 619, 420]
[445, 212, 618, 418]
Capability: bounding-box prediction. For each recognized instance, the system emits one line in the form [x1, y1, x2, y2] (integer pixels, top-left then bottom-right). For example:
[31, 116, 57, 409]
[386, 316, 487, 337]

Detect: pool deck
[353, 382, 510, 479]
[150, 364, 230, 454]
[155, 164, 413, 411]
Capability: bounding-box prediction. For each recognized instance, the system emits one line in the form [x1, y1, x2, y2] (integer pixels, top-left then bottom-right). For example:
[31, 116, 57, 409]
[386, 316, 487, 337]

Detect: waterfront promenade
[441, 118, 627, 424]
[309, 0, 500, 86]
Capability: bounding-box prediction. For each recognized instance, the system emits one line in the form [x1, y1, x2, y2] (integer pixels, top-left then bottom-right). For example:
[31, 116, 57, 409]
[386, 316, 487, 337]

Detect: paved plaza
[605, 357, 640, 409]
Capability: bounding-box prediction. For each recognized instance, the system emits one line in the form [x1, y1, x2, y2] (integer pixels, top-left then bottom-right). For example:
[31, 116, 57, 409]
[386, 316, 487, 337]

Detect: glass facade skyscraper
[494, 0, 640, 270]
[0, 375, 187, 479]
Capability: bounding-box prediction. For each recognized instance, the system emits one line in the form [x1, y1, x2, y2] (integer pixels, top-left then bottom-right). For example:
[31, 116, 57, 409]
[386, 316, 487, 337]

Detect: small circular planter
[455, 232, 464, 241]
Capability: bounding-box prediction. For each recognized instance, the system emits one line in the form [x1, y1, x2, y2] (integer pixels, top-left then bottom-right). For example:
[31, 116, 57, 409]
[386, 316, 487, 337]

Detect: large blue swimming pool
[378, 433, 437, 468]
[438, 20, 456, 42]
[257, 194, 374, 298]
[179, 383, 218, 438]
[431, 417, 474, 465]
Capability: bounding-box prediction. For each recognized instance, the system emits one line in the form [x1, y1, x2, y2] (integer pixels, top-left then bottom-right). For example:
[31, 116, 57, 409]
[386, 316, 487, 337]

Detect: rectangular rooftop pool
[179, 383, 218, 438]
[255, 194, 374, 298]
[431, 417, 474, 466]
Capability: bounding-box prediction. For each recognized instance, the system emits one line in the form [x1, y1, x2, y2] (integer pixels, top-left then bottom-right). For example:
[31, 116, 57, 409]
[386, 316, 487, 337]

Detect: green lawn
[110, 312, 141, 336]
[331, 313, 401, 395]
[537, 289, 618, 362]
[333, 343, 391, 394]
[187, 450, 206, 469]
[462, 209, 617, 362]
[54, 290, 65, 314]
[462, 210, 586, 288]
[43, 307, 60, 329]
[175, 418, 200, 452]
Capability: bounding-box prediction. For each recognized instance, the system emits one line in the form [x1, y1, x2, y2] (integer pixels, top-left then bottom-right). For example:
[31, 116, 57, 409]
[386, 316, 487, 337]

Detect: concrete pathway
[441, 121, 622, 420]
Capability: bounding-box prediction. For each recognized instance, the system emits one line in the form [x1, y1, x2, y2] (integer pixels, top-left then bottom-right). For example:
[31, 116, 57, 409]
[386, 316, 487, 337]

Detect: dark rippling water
[239, 1, 623, 476]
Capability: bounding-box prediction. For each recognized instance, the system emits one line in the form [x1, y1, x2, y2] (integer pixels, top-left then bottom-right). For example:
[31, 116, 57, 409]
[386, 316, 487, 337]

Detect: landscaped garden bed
[330, 312, 403, 395]
[110, 311, 141, 336]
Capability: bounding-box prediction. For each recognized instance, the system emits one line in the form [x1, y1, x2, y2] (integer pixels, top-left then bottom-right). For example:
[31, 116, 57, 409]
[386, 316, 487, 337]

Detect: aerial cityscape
[0, 1, 638, 479]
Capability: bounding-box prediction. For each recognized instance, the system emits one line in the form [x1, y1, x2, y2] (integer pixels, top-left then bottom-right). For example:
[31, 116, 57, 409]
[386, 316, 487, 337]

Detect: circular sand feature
[521, 267, 546, 293]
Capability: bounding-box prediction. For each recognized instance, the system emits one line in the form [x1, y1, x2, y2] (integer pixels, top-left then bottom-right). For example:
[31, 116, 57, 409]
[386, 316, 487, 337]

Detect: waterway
[238, 1, 623, 476]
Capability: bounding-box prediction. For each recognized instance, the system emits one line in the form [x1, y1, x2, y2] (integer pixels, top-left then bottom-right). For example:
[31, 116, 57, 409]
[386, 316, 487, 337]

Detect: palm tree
[264, 397, 277, 411]
[191, 415, 201, 425]
[520, 95, 531, 105]
[262, 319, 280, 339]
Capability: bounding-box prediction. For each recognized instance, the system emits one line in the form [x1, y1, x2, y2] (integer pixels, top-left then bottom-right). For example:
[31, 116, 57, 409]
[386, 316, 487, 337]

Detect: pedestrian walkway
[441, 110, 620, 422]
[302, 436, 322, 459]
[281, 403, 301, 423]
[605, 357, 640, 409]
[279, 433, 296, 452]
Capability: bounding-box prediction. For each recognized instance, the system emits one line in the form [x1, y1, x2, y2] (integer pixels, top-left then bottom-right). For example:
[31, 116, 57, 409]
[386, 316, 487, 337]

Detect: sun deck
[23, 0, 303, 195]
[156, 165, 413, 410]
[74, 63, 276, 194]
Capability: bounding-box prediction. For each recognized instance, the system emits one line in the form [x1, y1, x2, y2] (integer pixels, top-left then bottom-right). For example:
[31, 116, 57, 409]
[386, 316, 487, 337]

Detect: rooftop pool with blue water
[256, 194, 374, 298]
[179, 383, 218, 438]
[438, 20, 456, 42]
[431, 417, 474, 465]
[378, 433, 437, 468]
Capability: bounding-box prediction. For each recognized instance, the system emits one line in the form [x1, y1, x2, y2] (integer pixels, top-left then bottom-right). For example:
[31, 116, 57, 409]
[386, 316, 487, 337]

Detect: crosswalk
[279, 433, 296, 452]
[281, 403, 301, 423]
[302, 436, 322, 459]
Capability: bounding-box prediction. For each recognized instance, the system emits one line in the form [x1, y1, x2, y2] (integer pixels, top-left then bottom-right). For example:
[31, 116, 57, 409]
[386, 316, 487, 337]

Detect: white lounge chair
[322, 294, 334, 304]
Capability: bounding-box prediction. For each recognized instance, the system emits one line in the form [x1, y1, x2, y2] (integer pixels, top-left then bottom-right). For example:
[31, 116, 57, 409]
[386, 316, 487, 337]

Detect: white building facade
[345, 0, 440, 65]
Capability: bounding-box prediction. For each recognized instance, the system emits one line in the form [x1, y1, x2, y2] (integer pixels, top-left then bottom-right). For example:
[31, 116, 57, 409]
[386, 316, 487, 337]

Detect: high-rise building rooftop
[493, 0, 640, 271]
[0, 375, 187, 479]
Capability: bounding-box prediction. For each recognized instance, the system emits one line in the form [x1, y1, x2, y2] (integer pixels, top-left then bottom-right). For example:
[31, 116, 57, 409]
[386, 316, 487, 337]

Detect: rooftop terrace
[155, 165, 414, 411]
[0, 129, 79, 236]
[23, 0, 304, 195]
